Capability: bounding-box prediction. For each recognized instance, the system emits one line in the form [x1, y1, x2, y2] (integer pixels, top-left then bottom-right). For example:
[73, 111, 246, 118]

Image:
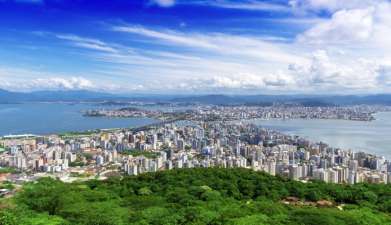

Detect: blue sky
[0, 0, 391, 94]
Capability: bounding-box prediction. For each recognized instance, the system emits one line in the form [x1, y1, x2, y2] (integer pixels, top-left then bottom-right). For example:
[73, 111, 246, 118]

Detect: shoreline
[1, 118, 389, 161]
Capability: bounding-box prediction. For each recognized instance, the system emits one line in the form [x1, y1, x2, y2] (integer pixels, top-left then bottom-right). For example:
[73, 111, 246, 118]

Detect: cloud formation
[150, 0, 176, 7]
[113, 25, 303, 64]
[55, 34, 118, 53]
[0, 77, 95, 92]
[2, 0, 391, 94]
[290, 0, 384, 13]
[29, 77, 95, 90]
[0, 67, 96, 91]
[189, 0, 291, 12]
[297, 8, 374, 44]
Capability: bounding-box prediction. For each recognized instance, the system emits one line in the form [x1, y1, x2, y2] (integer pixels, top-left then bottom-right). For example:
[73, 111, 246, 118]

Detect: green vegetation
[69, 172, 90, 178]
[0, 143, 8, 153]
[82, 153, 94, 161]
[0, 144, 5, 153]
[59, 130, 99, 138]
[59, 128, 124, 138]
[0, 181, 14, 190]
[0, 167, 17, 174]
[1, 168, 391, 225]
[68, 153, 90, 167]
[68, 161, 86, 167]
[121, 149, 161, 159]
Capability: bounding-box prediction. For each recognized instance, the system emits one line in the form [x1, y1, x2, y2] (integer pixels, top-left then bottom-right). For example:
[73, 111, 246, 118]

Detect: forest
[1, 168, 391, 225]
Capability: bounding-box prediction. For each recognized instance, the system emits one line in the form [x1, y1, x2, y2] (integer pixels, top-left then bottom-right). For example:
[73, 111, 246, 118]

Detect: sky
[0, 0, 391, 94]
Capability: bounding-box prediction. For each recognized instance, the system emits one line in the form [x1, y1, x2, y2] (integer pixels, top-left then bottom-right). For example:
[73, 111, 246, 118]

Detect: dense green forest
[1, 168, 391, 225]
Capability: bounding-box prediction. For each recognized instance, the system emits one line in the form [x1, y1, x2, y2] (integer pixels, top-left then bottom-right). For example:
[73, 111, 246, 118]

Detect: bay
[1, 103, 391, 159]
[252, 112, 391, 159]
[0, 103, 158, 136]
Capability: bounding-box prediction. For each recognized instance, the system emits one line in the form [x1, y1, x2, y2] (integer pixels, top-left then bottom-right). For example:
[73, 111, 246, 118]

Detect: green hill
[1, 168, 391, 225]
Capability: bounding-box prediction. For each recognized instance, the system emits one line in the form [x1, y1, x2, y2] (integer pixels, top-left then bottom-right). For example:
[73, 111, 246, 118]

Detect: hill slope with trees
[1, 168, 391, 225]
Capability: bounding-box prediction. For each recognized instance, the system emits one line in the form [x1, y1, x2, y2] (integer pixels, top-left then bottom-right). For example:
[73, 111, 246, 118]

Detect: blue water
[1, 103, 390, 159]
[252, 112, 391, 159]
[0, 103, 158, 135]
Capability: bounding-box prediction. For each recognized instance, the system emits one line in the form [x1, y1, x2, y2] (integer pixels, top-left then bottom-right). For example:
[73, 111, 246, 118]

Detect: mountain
[0, 89, 26, 103]
[172, 94, 240, 105]
[0, 89, 120, 103]
[171, 94, 391, 106]
[1, 89, 391, 105]
[26, 90, 117, 102]
[0, 89, 177, 103]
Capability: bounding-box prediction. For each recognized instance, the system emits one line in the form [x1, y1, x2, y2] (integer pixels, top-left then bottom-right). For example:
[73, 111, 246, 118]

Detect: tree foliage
[1, 168, 390, 225]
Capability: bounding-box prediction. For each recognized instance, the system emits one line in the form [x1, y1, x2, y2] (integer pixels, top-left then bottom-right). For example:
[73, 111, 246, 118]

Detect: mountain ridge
[1, 89, 391, 105]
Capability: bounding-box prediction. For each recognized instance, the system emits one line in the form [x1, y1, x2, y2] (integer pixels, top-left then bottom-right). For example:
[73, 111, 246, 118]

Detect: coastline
[1, 117, 389, 161]
[252, 112, 391, 160]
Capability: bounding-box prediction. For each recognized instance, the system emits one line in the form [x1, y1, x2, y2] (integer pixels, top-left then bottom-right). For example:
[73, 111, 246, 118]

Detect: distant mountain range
[1, 89, 391, 106]
[171, 94, 391, 106]
[0, 89, 117, 103]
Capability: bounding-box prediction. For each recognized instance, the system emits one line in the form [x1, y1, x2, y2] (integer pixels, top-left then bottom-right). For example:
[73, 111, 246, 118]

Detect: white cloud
[0, 67, 97, 91]
[6, 0, 391, 95]
[297, 8, 375, 44]
[192, 0, 291, 12]
[113, 26, 217, 49]
[0, 76, 95, 92]
[74, 19, 391, 94]
[291, 0, 391, 51]
[28, 77, 95, 90]
[289, 0, 385, 13]
[150, 0, 176, 7]
[55, 34, 118, 53]
[113, 25, 305, 65]
[288, 50, 391, 92]
[294, 0, 391, 91]
[132, 71, 298, 94]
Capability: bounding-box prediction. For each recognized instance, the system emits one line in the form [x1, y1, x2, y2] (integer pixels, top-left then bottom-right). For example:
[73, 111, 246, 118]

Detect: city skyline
[0, 0, 391, 94]
[1, 2, 391, 224]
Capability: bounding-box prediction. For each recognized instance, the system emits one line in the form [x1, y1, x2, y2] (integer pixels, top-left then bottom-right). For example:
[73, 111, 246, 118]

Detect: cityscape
[84, 104, 389, 121]
[1, 104, 390, 193]
[1, 0, 391, 224]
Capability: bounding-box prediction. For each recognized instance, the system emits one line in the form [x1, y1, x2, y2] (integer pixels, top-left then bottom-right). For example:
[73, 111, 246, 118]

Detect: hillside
[171, 94, 391, 106]
[1, 168, 391, 225]
[0, 89, 119, 103]
[2, 88, 391, 105]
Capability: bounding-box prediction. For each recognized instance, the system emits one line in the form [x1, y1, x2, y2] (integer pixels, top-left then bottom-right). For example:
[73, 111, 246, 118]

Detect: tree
[6, 168, 391, 225]
[138, 187, 152, 196]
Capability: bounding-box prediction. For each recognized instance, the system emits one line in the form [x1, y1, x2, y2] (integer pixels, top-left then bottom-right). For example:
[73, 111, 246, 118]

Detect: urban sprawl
[84, 105, 386, 121]
[1, 105, 391, 197]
